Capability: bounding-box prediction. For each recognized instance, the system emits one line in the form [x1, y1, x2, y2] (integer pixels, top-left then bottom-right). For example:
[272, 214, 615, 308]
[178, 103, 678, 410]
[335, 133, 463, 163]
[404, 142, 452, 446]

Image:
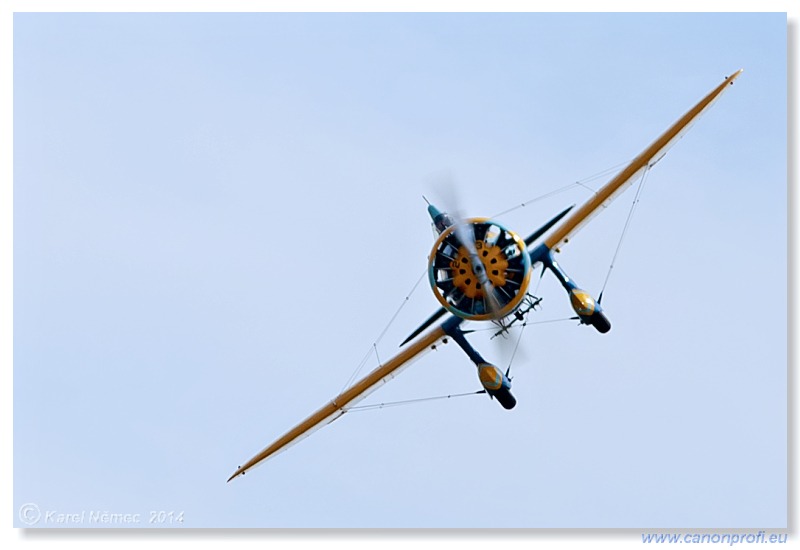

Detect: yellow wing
[228, 70, 743, 482]
[543, 69, 743, 252]
[227, 324, 447, 482]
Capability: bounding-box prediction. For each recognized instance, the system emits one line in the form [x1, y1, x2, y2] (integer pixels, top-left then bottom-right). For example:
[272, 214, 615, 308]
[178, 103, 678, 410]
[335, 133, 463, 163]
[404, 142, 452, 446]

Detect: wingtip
[728, 68, 744, 82]
[227, 466, 244, 483]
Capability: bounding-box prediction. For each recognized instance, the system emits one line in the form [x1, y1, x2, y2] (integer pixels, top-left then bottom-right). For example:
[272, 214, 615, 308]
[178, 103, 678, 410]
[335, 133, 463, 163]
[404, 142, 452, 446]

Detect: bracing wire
[578, 160, 632, 185]
[491, 183, 582, 218]
[491, 159, 631, 219]
[532, 263, 545, 296]
[598, 166, 651, 302]
[505, 318, 528, 372]
[471, 317, 578, 333]
[339, 269, 428, 394]
[339, 160, 637, 395]
[574, 182, 598, 194]
[347, 390, 486, 412]
[375, 269, 429, 344]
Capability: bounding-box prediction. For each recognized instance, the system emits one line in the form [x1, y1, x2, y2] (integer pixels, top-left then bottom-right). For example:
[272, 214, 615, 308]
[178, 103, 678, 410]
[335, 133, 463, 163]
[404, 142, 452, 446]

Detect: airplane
[227, 69, 743, 482]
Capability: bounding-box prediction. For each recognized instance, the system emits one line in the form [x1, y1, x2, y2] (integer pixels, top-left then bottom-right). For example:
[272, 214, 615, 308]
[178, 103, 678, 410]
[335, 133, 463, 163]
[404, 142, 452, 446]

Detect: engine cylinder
[428, 219, 531, 321]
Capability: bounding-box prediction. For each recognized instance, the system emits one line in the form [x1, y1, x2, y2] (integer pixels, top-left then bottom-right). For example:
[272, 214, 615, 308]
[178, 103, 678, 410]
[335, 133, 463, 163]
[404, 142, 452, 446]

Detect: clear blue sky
[12, 12, 787, 529]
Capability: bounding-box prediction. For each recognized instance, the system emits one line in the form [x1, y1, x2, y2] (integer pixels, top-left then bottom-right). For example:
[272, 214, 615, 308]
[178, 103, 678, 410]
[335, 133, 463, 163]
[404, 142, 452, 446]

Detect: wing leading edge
[227, 324, 447, 482]
[228, 70, 742, 481]
[542, 69, 743, 253]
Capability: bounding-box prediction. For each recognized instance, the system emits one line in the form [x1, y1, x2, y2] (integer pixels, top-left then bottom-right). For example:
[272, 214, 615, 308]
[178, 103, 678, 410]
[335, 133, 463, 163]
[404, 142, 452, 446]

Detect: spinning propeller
[426, 181, 532, 323]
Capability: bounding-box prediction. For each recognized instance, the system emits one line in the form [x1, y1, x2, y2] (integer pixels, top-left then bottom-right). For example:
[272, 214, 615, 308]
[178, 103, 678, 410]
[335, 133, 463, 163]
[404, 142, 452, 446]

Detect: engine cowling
[428, 219, 532, 321]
